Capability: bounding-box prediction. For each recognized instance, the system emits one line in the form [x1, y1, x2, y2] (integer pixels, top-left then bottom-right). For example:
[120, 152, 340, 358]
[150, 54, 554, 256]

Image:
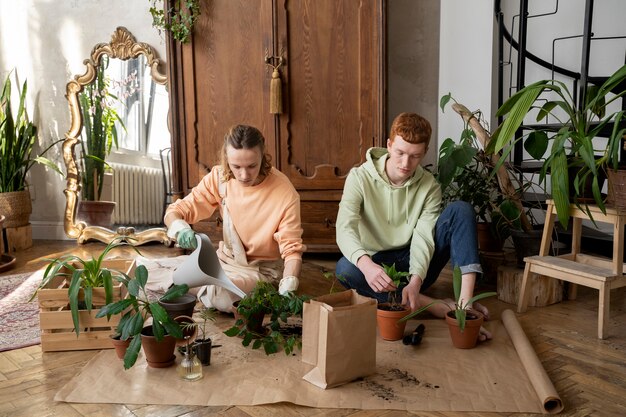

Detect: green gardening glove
[176, 228, 198, 250]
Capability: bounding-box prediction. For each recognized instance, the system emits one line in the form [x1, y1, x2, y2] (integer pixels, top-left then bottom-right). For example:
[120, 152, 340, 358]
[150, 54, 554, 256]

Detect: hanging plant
[149, 0, 200, 44]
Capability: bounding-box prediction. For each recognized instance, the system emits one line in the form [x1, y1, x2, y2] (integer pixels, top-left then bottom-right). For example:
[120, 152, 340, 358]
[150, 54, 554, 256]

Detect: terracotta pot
[376, 303, 411, 341]
[110, 334, 131, 360]
[140, 325, 177, 368]
[476, 222, 503, 252]
[445, 310, 484, 349]
[159, 294, 197, 319]
[173, 315, 197, 346]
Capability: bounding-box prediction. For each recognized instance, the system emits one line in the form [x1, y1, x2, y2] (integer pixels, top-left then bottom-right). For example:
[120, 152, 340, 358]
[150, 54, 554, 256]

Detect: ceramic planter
[376, 303, 411, 341]
[158, 294, 197, 319]
[445, 310, 484, 349]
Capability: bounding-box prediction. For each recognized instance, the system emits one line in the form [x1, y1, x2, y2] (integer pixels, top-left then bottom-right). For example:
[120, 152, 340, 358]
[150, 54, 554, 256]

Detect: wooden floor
[1, 240, 626, 416]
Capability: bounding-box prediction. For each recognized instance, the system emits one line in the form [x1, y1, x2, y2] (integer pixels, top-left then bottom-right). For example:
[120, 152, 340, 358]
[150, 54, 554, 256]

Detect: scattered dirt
[359, 368, 440, 402]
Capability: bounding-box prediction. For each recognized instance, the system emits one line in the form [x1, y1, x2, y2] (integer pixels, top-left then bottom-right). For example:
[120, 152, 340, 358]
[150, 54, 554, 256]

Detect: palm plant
[0, 71, 62, 193]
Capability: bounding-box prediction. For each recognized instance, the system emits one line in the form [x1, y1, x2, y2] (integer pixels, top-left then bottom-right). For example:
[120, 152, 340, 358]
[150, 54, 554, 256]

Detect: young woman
[164, 125, 304, 311]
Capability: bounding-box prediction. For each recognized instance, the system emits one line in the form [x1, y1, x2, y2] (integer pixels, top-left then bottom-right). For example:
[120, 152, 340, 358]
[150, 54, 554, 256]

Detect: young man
[335, 112, 491, 340]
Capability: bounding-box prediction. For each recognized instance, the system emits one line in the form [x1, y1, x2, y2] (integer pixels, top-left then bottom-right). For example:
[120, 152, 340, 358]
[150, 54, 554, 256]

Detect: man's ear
[386, 138, 392, 149]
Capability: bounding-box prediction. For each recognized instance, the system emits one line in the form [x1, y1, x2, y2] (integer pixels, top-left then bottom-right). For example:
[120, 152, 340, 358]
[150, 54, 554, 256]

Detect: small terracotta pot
[376, 303, 411, 341]
[173, 315, 198, 346]
[445, 310, 484, 349]
[110, 334, 131, 360]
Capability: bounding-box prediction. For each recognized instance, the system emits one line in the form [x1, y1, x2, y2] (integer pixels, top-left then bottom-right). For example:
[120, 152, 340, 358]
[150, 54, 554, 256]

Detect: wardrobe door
[274, 0, 385, 250]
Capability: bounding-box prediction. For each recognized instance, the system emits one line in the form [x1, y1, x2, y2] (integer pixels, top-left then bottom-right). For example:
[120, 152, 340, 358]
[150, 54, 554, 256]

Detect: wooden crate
[37, 259, 135, 352]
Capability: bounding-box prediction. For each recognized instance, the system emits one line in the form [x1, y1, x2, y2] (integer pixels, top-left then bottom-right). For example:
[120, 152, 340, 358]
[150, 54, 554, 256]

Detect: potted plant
[30, 237, 140, 339]
[376, 263, 412, 341]
[96, 264, 189, 369]
[0, 71, 63, 245]
[490, 64, 626, 228]
[77, 55, 125, 227]
[181, 306, 216, 365]
[400, 266, 496, 349]
[440, 94, 548, 265]
[149, 0, 201, 44]
[224, 280, 309, 355]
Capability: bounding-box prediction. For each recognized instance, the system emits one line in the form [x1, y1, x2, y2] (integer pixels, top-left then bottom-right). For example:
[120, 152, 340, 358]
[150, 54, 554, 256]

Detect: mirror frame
[63, 26, 172, 246]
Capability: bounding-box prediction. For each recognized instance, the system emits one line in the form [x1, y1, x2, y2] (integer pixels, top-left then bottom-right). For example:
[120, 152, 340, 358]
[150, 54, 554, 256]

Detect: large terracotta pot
[140, 325, 177, 368]
[445, 310, 484, 349]
[376, 303, 411, 341]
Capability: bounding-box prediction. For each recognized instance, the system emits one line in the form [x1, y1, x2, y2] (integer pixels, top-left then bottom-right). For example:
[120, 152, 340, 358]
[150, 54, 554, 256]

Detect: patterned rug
[0, 270, 42, 351]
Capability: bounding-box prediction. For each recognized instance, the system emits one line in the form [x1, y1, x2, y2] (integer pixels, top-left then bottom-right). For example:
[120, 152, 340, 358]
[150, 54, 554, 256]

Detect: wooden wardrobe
[166, 0, 386, 252]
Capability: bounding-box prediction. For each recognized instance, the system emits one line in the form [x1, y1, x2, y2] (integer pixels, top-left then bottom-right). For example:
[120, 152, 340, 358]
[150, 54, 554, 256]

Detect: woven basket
[0, 190, 32, 228]
[607, 169, 626, 210]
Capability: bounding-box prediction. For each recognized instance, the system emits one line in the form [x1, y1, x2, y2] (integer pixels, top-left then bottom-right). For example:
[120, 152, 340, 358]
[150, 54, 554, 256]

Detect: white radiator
[110, 163, 164, 225]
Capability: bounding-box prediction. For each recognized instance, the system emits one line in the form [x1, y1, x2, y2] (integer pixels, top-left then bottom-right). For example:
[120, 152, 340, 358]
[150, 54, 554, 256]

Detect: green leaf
[224, 326, 242, 337]
[524, 130, 548, 160]
[68, 270, 84, 337]
[123, 336, 141, 369]
[440, 93, 452, 113]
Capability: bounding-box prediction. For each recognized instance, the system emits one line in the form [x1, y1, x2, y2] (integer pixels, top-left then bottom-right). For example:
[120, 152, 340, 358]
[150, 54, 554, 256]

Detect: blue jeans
[335, 201, 482, 303]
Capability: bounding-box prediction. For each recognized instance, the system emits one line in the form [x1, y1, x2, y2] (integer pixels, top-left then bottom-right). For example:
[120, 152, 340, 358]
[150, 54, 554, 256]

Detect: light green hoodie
[336, 147, 442, 279]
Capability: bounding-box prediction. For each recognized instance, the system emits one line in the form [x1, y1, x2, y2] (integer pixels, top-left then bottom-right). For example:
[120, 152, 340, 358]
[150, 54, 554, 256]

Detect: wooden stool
[517, 200, 626, 339]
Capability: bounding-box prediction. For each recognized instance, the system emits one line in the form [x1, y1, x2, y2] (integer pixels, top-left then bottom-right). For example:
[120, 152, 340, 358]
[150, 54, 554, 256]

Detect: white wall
[438, 0, 496, 151]
[0, 0, 167, 239]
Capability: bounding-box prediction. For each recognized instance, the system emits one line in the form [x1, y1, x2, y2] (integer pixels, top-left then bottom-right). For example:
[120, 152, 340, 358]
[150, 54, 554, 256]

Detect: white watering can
[172, 234, 246, 298]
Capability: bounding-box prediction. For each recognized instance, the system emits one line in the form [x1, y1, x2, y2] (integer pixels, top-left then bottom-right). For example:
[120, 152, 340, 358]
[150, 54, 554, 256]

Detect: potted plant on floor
[376, 263, 411, 341]
[224, 280, 310, 355]
[96, 263, 189, 369]
[400, 266, 496, 349]
[181, 306, 217, 365]
[77, 55, 126, 228]
[491, 64, 626, 227]
[0, 71, 64, 249]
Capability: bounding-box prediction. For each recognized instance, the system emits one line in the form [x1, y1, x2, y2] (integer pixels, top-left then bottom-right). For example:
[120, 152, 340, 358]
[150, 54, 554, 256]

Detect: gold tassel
[270, 68, 282, 114]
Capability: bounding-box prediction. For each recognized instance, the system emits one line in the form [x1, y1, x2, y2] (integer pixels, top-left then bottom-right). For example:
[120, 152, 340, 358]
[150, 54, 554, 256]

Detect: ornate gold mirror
[63, 27, 172, 245]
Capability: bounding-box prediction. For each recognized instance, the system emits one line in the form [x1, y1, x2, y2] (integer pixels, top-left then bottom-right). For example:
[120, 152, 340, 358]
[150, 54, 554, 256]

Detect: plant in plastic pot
[181, 306, 217, 366]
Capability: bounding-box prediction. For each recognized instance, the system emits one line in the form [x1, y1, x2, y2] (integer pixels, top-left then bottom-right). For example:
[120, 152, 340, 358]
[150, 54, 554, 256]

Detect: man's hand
[472, 301, 490, 321]
[176, 228, 198, 250]
[357, 256, 395, 293]
[478, 326, 492, 341]
[401, 275, 422, 310]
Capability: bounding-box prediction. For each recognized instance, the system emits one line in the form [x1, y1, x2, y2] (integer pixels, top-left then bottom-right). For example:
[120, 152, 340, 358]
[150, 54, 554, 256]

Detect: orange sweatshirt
[166, 167, 304, 262]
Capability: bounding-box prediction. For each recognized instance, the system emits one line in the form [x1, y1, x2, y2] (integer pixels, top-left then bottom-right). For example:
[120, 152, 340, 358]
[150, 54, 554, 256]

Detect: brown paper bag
[301, 289, 377, 389]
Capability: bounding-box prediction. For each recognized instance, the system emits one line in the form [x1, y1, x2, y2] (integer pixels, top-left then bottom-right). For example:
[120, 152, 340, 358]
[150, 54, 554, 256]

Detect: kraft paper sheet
[55, 309, 563, 413]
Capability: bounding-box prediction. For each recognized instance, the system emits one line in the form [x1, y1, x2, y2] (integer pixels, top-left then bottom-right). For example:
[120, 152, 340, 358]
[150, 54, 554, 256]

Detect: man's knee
[445, 200, 476, 221]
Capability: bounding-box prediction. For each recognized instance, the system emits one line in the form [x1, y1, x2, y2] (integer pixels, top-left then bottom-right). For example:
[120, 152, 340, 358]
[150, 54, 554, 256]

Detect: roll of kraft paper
[501, 309, 564, 414]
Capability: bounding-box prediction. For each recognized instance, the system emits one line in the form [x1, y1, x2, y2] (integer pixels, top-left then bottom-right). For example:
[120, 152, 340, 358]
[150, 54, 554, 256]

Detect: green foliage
[96, 264, 189, 369]
[182, 306, 216, 340]
[78, 56, 124, 201]
[30, 237, 141, 338]
[149, 0, 200, 44]
[399, 266, 496, 332]
[382, 263, 410, 306]
[490, 64, 626, 228]
[0, 71, 63, 193]
[224, 281, 310, 355]
[322, 271, 346, 294]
